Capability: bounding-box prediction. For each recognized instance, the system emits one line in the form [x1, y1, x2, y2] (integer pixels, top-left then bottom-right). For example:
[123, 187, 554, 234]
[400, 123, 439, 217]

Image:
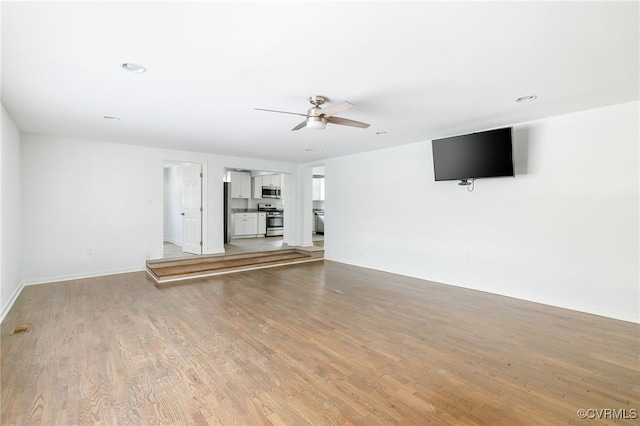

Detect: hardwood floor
[2, 261, 638, 425]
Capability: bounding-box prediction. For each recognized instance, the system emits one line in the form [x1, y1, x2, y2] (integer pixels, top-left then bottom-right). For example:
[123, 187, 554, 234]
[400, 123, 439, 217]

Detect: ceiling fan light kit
[306, 116, 327, 130]
[255, 95, 370, 131]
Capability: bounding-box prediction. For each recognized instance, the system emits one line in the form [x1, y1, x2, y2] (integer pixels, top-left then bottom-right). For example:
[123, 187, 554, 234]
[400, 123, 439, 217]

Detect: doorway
[163, 161, 203, 258]
[312, 165, 325, 249]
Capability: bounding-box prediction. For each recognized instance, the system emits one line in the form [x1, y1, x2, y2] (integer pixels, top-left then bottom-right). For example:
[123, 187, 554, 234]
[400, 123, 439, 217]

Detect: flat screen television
[432, 127, 514, 183]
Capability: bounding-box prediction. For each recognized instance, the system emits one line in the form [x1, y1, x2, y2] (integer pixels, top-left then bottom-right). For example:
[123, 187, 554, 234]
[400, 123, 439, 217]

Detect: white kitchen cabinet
[229, 171, 251, 199]
[313, 177, 325, 201]
[234, 212, 258, 236]
[262, 174, 281, 187]
[258, 212, 267, 235]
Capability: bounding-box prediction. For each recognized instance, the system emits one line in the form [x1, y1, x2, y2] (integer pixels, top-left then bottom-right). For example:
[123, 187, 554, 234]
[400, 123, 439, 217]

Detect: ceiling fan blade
[291, 121, 307, 131]
[326, 116, 370, 128]
[318, 101, 353, 117]
[254, 108, 308, 117]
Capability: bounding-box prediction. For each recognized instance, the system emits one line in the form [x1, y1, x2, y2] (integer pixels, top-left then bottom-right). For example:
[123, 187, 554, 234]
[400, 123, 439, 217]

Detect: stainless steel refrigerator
[223, 182, 233, 243]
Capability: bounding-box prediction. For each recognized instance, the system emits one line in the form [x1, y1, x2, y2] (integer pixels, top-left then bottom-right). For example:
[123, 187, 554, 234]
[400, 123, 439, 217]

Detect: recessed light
[121, 63, 146, 73]
[103, 115, 120, 121]
[516, 95, 537, 103]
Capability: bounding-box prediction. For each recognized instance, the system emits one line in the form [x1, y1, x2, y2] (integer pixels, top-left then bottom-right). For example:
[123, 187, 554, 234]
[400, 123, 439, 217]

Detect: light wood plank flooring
[2, 261, 638, 425]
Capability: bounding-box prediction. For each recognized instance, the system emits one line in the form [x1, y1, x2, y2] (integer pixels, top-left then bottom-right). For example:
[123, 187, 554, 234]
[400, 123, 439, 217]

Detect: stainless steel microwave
[262, 186, 281, 199]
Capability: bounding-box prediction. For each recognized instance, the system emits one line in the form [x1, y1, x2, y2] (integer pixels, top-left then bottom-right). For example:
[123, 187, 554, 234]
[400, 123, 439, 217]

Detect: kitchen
[164, 164, 323, 258]
[224, 167, 325, 252]
[224, 169, 286, 250]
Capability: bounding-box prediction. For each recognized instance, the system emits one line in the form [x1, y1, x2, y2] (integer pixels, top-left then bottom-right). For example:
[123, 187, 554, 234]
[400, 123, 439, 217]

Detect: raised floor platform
[146, 248, 324, 284]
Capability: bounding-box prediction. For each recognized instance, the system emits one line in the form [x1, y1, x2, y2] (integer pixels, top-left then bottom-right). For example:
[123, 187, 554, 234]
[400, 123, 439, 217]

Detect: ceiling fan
[255, 95, 370, 131]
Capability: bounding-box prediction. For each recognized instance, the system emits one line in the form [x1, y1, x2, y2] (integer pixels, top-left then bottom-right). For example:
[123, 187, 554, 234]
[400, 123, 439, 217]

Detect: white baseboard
[163, 238, 182, 246]
[0, 281, 26, 324]
[21, 266, 146, 287]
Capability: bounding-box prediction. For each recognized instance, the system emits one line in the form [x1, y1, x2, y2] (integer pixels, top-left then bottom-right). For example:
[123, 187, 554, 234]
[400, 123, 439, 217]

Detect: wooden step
[146, 248, 323, 284]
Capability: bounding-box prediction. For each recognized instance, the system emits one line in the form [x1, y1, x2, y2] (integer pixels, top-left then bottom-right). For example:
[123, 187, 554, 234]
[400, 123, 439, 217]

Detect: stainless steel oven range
[258, 203, 283, 237]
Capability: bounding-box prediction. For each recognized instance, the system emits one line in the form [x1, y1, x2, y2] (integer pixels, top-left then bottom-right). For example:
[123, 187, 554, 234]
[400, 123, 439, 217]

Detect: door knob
[180, 212, 185, 216]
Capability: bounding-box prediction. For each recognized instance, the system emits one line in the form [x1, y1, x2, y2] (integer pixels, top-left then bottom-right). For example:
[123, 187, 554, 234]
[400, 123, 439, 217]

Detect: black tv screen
[432, 127, 514, 182]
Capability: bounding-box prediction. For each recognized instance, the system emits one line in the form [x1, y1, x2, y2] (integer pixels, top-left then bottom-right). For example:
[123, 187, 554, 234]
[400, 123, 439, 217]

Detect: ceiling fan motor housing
[308, 106, 323, 117]
[308, 96, 328, 118]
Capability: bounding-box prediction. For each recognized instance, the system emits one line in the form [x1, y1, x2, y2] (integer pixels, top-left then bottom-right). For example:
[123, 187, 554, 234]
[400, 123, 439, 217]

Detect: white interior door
[182, 163, 202, 255]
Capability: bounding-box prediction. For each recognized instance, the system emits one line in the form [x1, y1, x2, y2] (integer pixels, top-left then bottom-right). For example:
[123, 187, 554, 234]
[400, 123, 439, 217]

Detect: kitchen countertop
[232, 209, 284, 213]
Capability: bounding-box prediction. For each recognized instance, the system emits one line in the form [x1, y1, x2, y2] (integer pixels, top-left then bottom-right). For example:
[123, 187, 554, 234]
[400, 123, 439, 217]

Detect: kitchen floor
[225, 236, 290, 254]
[163, 234, 324, 259]
[225, 234, 324, 254]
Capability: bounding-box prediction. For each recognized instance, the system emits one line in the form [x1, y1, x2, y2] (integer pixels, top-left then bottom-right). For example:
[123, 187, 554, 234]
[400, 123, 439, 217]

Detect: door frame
[162, 159, 207, 258]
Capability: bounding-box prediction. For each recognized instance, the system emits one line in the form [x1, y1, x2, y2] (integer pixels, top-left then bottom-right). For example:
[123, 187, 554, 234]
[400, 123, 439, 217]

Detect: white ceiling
[2, 1, 638, 163]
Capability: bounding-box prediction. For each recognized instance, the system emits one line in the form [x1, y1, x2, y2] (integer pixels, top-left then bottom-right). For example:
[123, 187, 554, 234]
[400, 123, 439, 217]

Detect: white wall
[21, 135, 164, 283]
[325, 101, 639, 323]
[20, 134, 298, 285]
[0, 105, 23, 321]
